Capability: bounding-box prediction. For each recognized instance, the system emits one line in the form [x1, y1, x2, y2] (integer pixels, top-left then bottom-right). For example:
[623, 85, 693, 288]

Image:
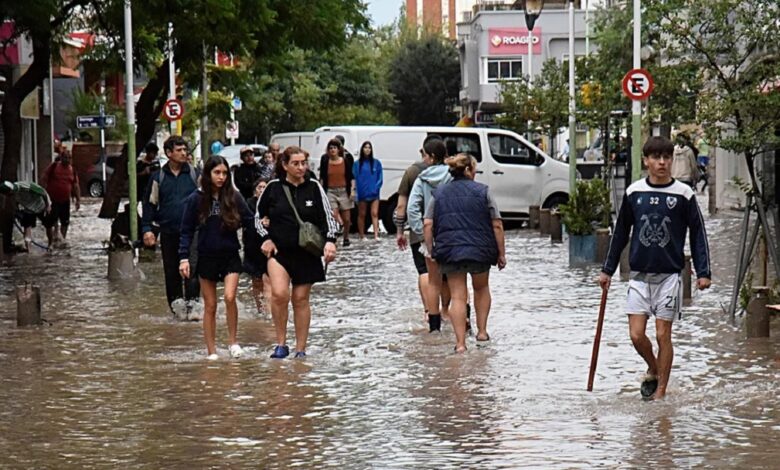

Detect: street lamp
[514, 1, 545, 84]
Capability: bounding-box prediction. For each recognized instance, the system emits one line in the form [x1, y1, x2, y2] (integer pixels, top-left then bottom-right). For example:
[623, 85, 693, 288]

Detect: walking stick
[587, 287, 609, 392]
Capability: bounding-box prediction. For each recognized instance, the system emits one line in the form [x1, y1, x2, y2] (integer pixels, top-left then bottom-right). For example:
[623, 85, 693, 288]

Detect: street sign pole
[229, 93, 236, 146]
[99, 103, 107, 192]
[631, 0, 642, 183]
[124, 0, 138, 242]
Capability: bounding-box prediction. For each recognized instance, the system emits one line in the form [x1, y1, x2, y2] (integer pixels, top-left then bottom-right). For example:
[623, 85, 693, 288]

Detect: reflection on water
[1, 201, 778, 468]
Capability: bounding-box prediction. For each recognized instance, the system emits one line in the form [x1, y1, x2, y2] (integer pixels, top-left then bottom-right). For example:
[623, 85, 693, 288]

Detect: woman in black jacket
[179, 156, 254, 360]
[256, 146, 338, 359]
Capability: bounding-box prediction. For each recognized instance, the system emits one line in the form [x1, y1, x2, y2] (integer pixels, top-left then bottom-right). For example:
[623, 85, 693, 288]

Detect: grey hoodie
[406, 164, 453, 239]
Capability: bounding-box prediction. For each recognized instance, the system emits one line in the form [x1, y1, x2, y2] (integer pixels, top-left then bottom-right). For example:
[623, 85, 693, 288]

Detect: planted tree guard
[539, 209, 551, 235]
[550, 212, 562, 243]
[595, 228, 610, 264]
[745, 287, 770, 338]
[16, 284, 41, 327]
[529, 205, 540, 229]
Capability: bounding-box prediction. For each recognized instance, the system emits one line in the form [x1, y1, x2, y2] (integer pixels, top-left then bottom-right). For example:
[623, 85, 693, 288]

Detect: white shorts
[626, 273, 681, 322]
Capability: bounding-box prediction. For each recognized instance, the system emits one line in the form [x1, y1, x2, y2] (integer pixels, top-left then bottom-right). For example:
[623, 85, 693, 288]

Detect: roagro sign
[488, 28, 542, 55]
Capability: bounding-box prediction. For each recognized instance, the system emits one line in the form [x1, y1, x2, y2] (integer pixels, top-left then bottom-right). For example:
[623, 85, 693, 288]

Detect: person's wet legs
[440, 277, 452, 321]
[471, 272, 491, 340]
[654, 318, 674, 400]
[340, 209, 351, 244]
[424, 258, 442, 331]
[268, 259, 291, 347]
[160, 232, 184, 309]
[418, 273, 429, 321]
[251, 277, 265, 313]
[357, 201, 367, 239]
[447, 273, 469, 352]
[291, 284, 313, 353]
[223, 273, 240, 346]
[628, 314, 658, 378]
[199, 278, 218, 355]
[370, 200, 380, 239]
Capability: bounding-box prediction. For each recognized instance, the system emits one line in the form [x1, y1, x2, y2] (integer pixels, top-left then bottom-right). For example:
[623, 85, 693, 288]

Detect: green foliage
[388, 34, 460, 125]
[559, 178, 611, 236]
[497, 59, 569, 143]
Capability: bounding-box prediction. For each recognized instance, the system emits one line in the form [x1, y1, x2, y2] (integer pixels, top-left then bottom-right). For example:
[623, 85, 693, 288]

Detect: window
[431, 132, 482, 162]
[488, 134, 539, 166]
[485, 58, 524, 83]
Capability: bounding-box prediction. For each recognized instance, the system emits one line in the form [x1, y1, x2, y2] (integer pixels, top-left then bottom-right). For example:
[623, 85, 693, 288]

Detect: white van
[270, 132, 315, 155]
[307, 126, 570, 232]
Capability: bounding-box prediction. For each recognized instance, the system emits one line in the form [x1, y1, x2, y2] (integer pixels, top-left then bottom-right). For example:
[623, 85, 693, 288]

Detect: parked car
[309, 125, 571, 233]
[80, 153, 121, 197]
[217, 144, 268, 169]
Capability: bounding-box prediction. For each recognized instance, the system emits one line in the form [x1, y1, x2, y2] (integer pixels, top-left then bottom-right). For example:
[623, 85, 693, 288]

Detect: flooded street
[1, 200, 778, 468]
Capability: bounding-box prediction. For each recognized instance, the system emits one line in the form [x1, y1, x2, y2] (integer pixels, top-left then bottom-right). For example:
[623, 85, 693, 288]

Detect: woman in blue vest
[423, 154, 506, 353]
[352, 141, 384, 240]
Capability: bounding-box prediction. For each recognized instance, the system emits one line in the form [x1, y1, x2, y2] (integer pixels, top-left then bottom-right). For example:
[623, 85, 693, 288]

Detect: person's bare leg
[251, 278, 264, 313]
[357, 202, 367, 239]
[199, 278, 218, 355]
[424, 258, 442, 330]
[267, 259, 291, 346]
[440, 276, 452, 320]
[471, 272, 491, 340]
[628, 314, 658, 376]
[23, 227, 32, 252]
[61, 223, 69, 239]
[262, 273, 272, 312]
[418, 273, 429, 321]
[291, 284, 313, 353]
[223, 273, 240, 346]
[370, 200, 380, 239]
[653, 318, 674, 400]
[447, 273, 469, 352]
[340, 209, 351, 242]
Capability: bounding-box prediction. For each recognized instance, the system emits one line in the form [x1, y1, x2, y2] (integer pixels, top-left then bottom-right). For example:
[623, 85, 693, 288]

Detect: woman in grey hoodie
[407, 139, 452, 332]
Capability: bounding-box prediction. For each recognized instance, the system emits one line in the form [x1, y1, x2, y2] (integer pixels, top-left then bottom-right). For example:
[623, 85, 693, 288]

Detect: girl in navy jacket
[179, 156, 254, 360]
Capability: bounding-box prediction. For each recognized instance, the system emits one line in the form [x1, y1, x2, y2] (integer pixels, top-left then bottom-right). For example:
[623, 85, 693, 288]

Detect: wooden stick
[587, 287, 609, 392]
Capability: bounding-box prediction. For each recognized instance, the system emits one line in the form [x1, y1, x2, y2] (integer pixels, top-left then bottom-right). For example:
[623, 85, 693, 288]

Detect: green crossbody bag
[282, 185, 325, 257]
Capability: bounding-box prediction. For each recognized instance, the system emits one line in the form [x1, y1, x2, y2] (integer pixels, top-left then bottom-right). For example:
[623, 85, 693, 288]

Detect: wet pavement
[0, 200, 778, 468]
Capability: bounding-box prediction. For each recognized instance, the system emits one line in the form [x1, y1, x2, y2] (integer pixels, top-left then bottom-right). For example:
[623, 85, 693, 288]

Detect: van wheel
[380, 196, 398, 234]
[543, 194, 568, 211]
[88, 180, 104, 198]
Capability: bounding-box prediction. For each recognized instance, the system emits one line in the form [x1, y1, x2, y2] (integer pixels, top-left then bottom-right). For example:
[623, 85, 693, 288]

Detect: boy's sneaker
[229, 344, 244, 358]
[428, 313, 442, 332]
[270, 345, 289, 359]
[207, 353, 219, 361]
[294, 351, 306, 358]
[343, 238, 351, 247]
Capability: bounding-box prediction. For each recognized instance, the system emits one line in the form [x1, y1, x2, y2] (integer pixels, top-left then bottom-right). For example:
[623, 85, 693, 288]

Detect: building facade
[457, 7, 589, 125]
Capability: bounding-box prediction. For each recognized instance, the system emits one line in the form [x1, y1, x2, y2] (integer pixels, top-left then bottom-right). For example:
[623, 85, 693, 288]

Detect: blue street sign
[76, 115, 116, 129]
[231, 96, 242, 111]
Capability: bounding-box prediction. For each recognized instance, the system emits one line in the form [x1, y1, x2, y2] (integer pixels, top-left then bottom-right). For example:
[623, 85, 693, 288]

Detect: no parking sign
[162, 99, 184, 121]
[621, 69, 654, 101]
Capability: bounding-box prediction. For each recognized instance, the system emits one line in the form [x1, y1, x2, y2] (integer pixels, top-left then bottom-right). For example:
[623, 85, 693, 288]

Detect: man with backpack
[40, 148, 80, 243]
[142, 136, 201, 314]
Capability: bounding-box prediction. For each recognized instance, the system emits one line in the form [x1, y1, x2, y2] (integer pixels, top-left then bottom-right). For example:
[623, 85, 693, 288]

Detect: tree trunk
[98, 62, 169, 219]
[0, 35, 51, 253]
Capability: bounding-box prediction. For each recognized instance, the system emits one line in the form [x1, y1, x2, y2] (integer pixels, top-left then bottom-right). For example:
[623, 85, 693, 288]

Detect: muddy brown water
[0, 200, 778, 468]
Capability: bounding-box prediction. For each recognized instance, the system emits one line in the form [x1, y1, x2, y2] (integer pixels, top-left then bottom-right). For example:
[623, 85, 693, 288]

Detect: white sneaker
[207, 353, 219, 361]
[229, 344, 244, 358]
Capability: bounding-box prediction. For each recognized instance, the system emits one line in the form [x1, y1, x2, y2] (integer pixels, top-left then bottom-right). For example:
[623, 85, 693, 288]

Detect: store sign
[488, 28, 542, 55]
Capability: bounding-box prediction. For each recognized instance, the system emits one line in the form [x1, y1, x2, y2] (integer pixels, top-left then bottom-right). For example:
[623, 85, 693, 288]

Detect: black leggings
[160, 231, 200, 310]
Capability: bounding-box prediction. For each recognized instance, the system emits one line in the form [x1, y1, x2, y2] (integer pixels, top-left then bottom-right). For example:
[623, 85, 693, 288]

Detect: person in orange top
[318, 138, 355, 246]
[40, 148, 80, 242]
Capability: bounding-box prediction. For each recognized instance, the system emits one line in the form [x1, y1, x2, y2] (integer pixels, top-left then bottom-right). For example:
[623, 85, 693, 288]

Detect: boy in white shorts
[599, 136, 711, 400]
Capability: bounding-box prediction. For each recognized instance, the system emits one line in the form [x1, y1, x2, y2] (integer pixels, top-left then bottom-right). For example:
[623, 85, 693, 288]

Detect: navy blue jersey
[602, 178, 711, 278]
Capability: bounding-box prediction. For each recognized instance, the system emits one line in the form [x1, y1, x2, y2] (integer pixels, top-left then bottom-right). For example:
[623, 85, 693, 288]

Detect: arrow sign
[163, 98, 184, 121]
[622, 68, 654, 101]
[77, 115, 117, 129]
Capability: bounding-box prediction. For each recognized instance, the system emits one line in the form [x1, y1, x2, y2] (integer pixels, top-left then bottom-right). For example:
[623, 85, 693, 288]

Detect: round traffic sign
[621, 68, 654, 101]
[163, 99, 184, 121]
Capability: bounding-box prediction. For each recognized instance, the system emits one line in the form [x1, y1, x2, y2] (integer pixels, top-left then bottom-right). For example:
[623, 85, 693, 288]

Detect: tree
[497, 59, 569, 155]
[388, 34, 460, 125]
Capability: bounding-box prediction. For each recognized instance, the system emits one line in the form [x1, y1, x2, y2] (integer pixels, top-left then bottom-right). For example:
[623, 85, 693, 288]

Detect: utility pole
[200, 42, 209, 162]
[568, 0, 576, 193]
[631, 0, 641, 182]
[168, 22, 179, 137]
[124, 0, 138, 242]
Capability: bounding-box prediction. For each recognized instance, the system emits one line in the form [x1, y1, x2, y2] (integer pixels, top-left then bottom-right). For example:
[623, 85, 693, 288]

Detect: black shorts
[197, 252, 243, 282]
[17, 211, 54, 229]
[270, 246, 325, 286]
[243, 252, 268, 279]
[410, 242, 428, 275]
[50, 201, 71, 226]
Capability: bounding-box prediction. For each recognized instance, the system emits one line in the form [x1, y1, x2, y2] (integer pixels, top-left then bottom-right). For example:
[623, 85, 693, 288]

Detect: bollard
[745, 287, 770, 338]
[529, 205, 541, 230]
[550, 212, 562, 243]
[539, 208, 551, 236]
[16, 284, 41, 326]
[595, 228, 610, 264]
[108, 250, 138, 280]
[682, 255, 692, 306]
[619, 242, 630, 282]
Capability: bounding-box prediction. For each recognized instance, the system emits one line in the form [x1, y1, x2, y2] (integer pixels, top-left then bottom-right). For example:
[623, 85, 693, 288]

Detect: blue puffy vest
[432, 178, 498, 265]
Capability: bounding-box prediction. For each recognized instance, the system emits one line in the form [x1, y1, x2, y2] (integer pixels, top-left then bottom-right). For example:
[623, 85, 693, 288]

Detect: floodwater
[0, 200, 778, 469]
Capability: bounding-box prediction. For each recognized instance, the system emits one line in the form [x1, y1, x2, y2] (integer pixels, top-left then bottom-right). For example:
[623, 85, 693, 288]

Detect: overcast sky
[365, 0, 404, 27]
